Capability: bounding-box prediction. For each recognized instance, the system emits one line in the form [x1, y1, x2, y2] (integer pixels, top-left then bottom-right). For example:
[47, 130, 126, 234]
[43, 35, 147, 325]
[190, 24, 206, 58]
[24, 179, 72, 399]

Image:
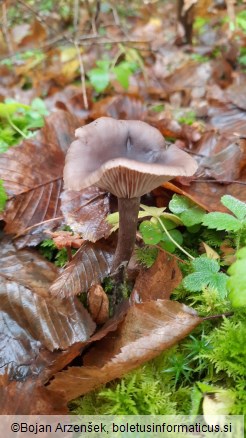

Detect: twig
[74, 41, 88, 110]
[1, 1, 14, 55]
[203, 312, 234, 321]
[73, 0, 80, 37]
[193, 179, 246, 185]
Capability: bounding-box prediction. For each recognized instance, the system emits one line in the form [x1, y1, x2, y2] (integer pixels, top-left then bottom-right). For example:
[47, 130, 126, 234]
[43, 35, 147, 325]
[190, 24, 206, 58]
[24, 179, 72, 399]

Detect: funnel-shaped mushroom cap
[64, 117, 198, 198]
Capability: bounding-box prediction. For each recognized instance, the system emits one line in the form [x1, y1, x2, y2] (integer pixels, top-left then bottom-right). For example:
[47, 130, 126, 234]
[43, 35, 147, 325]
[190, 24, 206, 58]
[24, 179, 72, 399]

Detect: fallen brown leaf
[49, 239, 115, 298]
[0, 240, 96, 379]
[1, 110, 81, 247]
[61, 187, 112, 242]
[131, 250, 182, 303]
[88, 284, 109, 325]
[48, 300, 201, 401]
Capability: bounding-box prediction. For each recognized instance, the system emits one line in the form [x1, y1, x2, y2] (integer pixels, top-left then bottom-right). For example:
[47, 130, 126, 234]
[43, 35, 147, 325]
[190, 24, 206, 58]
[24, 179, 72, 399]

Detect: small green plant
[183, 256, 228, 297]
[227, 247, 246, 308]
[202, 195, 246, 249]
[0, 98, 49, 151]
[39, 237, 76, 267]
[169, 194, 206, 227]
[135, 246, 158, 268]
[176, 110, 197, 125]
[87, 46, 142, 93]
[87, 59, 138, 92]
[235, 9, 246, 32]
[0, 180, 7, 212]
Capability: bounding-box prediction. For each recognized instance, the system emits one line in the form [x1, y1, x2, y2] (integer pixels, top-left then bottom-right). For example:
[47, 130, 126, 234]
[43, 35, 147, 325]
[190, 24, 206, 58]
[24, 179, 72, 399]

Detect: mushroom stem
[112, 197, 141, 273]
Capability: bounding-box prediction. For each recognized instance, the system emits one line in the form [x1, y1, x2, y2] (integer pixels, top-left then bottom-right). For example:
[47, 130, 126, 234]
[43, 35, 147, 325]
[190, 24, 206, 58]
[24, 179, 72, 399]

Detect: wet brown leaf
[1, 110, 80, 246]
[61, 187, 112, 242]
[48, 230, 84, 250]
[208, 102, 246, 136]
[90, 95, 147, 120]
[0, 241, 96, 379]
[0, 377, 68, 414]
[49, 239, 115, 298]
[131, 250, 182, 303]
[88, 284, 109, 325]
[48, 300, 201, 401]
[195, 131, 245, 180]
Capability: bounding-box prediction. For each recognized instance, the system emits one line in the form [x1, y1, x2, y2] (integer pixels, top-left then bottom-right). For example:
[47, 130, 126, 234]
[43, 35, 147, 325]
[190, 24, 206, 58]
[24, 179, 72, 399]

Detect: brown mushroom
[64, 117, 198, 273]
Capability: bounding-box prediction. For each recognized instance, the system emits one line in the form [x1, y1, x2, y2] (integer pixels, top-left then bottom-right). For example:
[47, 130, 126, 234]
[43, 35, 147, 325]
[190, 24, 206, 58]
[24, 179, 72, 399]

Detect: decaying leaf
[1, 110, 80, 246]
[131, 250, 182, 303]
[0, 376, 68, 414]
[49, 239, 115, 298]
[88, 284, 109, 325]
[48, 300, 202, 401]
[0, 240, 96, 379]
[90, 95, 147, 120]
[61, 187, 112, 242]
[47, 230, 84, 250]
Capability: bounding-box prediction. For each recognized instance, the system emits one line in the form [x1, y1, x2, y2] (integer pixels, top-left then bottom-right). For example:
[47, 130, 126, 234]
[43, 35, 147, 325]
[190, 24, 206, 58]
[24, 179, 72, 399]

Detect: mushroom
[64, 117, 198, 274]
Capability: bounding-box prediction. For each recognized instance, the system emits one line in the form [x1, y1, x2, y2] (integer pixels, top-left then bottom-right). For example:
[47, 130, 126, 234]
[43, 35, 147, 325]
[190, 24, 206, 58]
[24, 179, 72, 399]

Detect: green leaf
[202, 212, 242, 232]
[227, 247, 246, 308]
[183, 257, 228, 297]
[139, 220, 163, 245]
[180, 206, 206, 226]
[158, 217, 178, 231]
[159, 229, 183, 253]
[113, 64, 132, 89]
[169, 194, 205, 226]
[87, 68, 110, 92]
[0, 102, 30, 118]
[140, 204, 166, 217]
[0, 180, 7, 211]
[221, 195, 246, 221]
[30, 97, 49, 116]
[169, 194, 192, 214]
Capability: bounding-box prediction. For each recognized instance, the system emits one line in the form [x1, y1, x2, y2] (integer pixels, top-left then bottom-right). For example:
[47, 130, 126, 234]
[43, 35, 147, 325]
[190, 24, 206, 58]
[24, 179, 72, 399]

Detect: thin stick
[1, 1, 14, 55]
[73, 0, 80, 36]
[203, 312, 234, 321]
[74, 41, 88, 110]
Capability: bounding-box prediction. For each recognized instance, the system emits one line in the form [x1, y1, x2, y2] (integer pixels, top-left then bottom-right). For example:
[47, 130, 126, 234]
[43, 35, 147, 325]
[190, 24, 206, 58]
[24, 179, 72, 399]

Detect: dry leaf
[0, 376, 68, 414]
[48, 230, 84, 249]
[49, 239, 115, 298]
[48, 300, 201, 401]
[61, 187, 112, 242]
[0, 240, 96, 379]
[88, 284, 109, 325]
[131, 250, 182, 303]
[1, 111, 80, 246]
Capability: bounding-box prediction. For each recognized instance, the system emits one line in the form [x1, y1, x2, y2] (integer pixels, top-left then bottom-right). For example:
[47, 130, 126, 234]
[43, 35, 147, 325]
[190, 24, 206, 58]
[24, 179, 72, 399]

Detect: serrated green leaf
[139, 220, 163, 245]
[87, 68, 110, 92]
[221, 195, 246, 221]
[0, 180, 7, 211]
[180, 206, 206, 226]
[202, 212, 242, 232]
[183, 256, 228, 296]
[192, 257, 220, 273]
[227, 247, 246, 308]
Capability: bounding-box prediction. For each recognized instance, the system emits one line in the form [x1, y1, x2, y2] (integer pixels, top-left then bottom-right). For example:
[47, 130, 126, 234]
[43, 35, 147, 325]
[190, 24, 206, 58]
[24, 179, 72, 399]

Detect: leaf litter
[0, 0, 246, 414]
